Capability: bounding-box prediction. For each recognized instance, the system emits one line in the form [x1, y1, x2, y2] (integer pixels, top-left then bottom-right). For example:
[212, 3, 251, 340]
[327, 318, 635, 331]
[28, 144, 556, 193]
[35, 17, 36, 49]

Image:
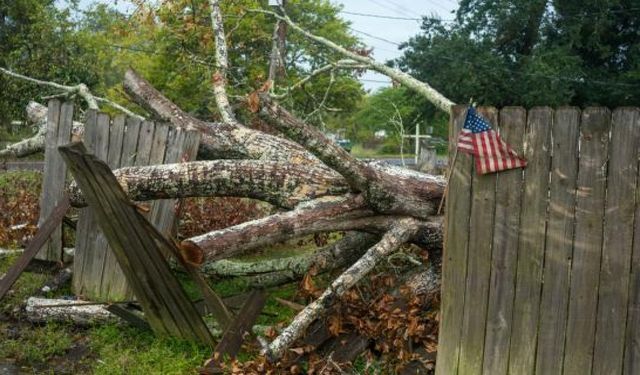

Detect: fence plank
[593, 108, 640, 374]
[59, 142, 214, 346]
[121, 117, 142, 167]
[508, 107, 554, 375]
[99, 115, 129, 299]
[36, 100, 72, 261]
[94, 116, 142, 300]
[107, 115, 126, 168]
[435, 105, 473, 375]
[482, 107, 526, 375]
[458, 107, 498, 375]
[72, 110, 98, 295]
[562, 108, 611, 375]
[535, 107, 580, 375]
[625, 137, 640, 375]
[82, 113, 112, 298]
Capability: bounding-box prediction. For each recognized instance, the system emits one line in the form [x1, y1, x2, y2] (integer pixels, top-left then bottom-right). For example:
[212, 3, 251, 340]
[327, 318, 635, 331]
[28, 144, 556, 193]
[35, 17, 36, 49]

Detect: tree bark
[68, 160, 349, 209]
[265, 218, 420, 360]
[201, 232, 379, 282]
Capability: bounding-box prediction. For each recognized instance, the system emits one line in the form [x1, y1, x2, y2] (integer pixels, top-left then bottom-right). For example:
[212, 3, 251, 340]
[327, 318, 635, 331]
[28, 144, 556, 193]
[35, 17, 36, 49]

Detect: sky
[335, 0, 458, 91]
[77, 0, 459, 92]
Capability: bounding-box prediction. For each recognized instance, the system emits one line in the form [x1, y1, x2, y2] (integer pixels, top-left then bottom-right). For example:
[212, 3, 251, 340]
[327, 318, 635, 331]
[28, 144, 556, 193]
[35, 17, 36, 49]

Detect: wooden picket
[73, 110, 200, 302]
[436, 106, 640, 375]
[35, 100, 74, 261]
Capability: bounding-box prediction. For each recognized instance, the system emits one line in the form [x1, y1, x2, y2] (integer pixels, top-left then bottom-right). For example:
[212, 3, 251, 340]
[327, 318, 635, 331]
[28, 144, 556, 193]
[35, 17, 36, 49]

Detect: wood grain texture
[592, 108, 640, 375]
[562, 107, 611, 375]
[435, 105, 473, 375]
[508, 107, 553, 375]
[457, 107, 498, 375]
[535, 107, 580, 375]
[60, 142, 214, 346]
[36, 100, 73, 261]
[482, 107, 526, 375]
[625, 123, 640, 375]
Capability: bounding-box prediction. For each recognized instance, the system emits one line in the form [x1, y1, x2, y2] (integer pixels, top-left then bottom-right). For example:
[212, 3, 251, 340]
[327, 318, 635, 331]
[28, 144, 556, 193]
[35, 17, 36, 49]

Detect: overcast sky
[77, 0, 459, 91]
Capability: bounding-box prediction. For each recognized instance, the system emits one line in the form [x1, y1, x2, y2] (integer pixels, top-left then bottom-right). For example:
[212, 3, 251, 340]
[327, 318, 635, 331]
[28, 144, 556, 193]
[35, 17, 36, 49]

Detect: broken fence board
[36, 100, 73, 261]
[60, 142, 214, 346]
[208, 289, 267, 368]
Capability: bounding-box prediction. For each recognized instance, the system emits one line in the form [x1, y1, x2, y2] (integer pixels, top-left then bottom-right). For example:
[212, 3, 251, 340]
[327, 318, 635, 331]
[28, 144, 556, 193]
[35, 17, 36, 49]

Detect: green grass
[0, 255, 49, 314]
[0, 322, 74, 364]
[89, 325, 209, 375]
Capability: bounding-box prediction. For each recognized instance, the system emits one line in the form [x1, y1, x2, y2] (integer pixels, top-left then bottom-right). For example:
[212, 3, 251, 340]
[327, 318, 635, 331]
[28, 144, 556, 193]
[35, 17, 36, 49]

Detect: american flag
[457, 106, 527, 175]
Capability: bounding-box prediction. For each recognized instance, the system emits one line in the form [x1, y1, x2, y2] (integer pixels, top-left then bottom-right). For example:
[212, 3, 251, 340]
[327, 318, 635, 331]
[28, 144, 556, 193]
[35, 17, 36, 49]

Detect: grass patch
[0, 322, 74, 364]
[89, 324, 209, 375]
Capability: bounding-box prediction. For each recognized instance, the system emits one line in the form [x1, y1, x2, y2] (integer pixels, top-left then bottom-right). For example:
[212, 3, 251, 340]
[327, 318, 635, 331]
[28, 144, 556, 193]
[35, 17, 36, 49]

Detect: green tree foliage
[396, 0, 640, 108]
[0, 0, 100, 124]
[0, 0, 365, 128]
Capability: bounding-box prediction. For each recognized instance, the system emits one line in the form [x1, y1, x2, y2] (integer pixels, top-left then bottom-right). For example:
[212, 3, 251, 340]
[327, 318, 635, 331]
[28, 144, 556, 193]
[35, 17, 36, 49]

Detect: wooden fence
[73, 110, 200, 301]
[34, 100, 200, 301]
[36, 100, 74, 261]
[436, 105, 640, 375]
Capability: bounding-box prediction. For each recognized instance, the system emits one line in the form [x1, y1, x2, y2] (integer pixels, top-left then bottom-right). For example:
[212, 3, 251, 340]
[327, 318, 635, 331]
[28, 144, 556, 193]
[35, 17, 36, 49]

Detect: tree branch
[265, 218, 420, 360]
[181, 194, 369, 264]
[245, 8, 455, 114]
[67, 160, 349, 209]
[257, 93, 372, 192]
[0, 67, 143, 119]
[209, 0, 239, 125]
[201, 232, 380, 286]
[271, 60, 369, 99]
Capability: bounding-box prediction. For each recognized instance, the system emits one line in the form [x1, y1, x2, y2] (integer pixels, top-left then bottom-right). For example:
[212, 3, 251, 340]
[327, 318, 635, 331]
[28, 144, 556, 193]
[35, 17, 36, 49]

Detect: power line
[340, 10, 456, 22]
[349, 28, 402, 46]
[341, 10, 421, 21]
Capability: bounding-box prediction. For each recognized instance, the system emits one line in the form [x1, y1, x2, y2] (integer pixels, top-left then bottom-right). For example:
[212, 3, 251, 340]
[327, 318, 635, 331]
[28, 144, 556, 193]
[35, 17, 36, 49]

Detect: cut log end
[180, 240, 205, 265]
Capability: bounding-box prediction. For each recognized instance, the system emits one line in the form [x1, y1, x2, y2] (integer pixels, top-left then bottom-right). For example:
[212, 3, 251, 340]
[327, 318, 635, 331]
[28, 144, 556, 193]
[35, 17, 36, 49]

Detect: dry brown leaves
[178, 197, 271, 239]
[0, 172, 41, 248]
[225, 257, 440, 374]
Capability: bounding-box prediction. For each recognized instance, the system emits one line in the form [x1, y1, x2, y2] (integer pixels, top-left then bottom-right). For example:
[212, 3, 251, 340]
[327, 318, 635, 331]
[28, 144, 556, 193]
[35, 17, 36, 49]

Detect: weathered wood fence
[35, 100, 200, 301]
[436, 105, 640, 375]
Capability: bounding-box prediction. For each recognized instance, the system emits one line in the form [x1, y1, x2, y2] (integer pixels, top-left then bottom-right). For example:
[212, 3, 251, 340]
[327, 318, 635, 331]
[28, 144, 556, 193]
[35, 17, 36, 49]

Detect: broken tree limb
[123, 69, 329, 168]
[265, 218, 420, 360]
[257, 93, 371, 192]
[200, 232, 380, 284]
[208, 0, 239, 126]
[181, 194, 370, 264]
[257, 95, 444, 219]
[67, 160, 349, 209]
[25, 297, 121, 325]
[0, 67, 143, 119]
[246, 8, 455, 114]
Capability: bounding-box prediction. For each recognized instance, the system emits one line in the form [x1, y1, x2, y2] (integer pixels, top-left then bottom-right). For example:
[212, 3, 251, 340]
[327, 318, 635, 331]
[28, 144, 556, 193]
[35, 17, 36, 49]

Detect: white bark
[25, 297, 121, 325]
[265, 218, 419, 360]
[246, 8, 455, 114]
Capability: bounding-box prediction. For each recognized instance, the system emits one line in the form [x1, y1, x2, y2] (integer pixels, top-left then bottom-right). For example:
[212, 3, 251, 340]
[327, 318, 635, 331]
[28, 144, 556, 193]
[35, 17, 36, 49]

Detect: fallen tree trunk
[68, 160, 349, 209]
[201, 232, 380, 286]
